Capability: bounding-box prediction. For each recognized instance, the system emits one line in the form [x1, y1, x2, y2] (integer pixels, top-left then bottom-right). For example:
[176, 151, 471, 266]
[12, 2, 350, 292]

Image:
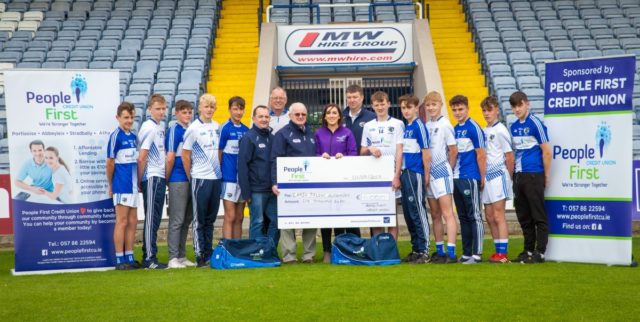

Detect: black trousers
[513, 172, 548, 253]
[321, 228, 361, 252]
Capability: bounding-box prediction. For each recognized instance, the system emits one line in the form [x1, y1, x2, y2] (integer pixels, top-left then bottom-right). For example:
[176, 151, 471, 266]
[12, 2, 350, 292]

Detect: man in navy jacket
[238, 105, 279, 245]
[271, 102, 317, 264]
[343, 84, 376, 153]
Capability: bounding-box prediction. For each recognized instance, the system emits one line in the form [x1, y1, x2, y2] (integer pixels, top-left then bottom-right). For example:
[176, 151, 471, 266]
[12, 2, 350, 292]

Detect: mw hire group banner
[277, 156, 396, 229]
[4, 70, 120, 274]
[544, 55, 635, 266]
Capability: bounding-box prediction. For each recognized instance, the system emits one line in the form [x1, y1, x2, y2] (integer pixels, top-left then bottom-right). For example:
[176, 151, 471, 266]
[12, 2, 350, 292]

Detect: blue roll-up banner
[544, 56, 635, 265]
[4, 70, 120, 275]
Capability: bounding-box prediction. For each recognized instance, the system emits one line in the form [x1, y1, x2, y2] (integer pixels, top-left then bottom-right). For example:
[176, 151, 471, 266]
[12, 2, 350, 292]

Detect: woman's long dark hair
[321, 103, 343, 128]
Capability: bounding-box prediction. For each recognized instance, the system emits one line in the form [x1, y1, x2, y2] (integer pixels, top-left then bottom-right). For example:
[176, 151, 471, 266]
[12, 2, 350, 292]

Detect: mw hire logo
[283, 159, 311, 180]
[26, 74, 91, 121]
[552, 122, 615, 180]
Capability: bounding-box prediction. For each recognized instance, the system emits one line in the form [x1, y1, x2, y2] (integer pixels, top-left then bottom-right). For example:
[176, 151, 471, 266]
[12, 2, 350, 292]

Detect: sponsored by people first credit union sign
[278, 23, 413, 67]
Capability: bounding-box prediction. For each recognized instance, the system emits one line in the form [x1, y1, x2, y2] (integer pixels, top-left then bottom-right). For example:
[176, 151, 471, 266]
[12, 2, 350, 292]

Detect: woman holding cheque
[314, 103, 359, 263]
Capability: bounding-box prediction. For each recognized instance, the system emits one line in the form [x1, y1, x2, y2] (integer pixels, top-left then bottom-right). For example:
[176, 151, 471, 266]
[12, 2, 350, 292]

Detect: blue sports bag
[331, 233, 401, 266]
[211, 237, 281, 269]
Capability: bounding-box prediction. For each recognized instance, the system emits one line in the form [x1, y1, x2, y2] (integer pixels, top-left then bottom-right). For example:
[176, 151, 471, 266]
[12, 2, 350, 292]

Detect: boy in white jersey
[106, 102, 140, 270]
[137, 94, 167, 269]
[480, 96, 514, 263]
[182, 94, 222, 267]
[423, 91, 459, 264]
[361, 91, 403, 239]
[219, 96, 249, 239]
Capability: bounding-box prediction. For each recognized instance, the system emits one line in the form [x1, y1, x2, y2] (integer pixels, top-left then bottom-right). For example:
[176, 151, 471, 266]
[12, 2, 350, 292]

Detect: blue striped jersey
[107, 127, 138, 194]
[454, 117, 486, 180]
[165, 122, 189, 183]
[426, 116, 456, 179]
[402, 119, 430, 174]
[510, 113, 548, 173]
[484, 121, 512, 181]
[182, 118, 221, 180]
[219, 119, 249, 183]
[137, 118, 166, 180]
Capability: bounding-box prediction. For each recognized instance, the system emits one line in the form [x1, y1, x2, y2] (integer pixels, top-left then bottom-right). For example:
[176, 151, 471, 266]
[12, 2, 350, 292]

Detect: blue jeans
[249, 192, 279, 247]
[141, 176, 166, 263]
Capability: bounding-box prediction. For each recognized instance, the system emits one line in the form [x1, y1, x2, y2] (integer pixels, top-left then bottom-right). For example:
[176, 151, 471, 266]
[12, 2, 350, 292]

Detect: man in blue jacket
[237, 105, 279, 246]
[271, 102, 317, 264]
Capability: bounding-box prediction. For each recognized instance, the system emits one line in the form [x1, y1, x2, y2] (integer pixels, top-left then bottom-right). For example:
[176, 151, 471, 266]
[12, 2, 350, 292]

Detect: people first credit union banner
[4, 69, 120, 274]
[544, 56, 635, 266]
[278, 23, 413, 67]
[277, 156, 396, 229]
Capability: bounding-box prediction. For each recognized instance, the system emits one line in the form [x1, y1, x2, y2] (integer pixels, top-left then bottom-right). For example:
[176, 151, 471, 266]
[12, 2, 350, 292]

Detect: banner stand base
[12, 266, 114, 276]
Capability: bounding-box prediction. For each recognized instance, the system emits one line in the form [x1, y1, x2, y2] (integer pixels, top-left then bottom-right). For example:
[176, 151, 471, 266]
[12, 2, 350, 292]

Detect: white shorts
[113, 193, 138, 208]
[427, 175, 453, 199]
[481, 173, 513, 204]
[221, 182, 244, 202]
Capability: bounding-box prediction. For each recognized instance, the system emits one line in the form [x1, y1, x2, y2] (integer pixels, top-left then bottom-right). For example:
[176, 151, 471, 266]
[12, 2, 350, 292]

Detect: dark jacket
[237, 125, 273, 200]
[343, 107, 376, 152]
[270, 120, 316, 185]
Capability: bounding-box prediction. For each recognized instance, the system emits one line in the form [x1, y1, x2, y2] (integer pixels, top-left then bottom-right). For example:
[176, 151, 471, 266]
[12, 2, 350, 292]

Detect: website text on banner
[544, 55, 635, 266]
[277, 156, 396, 229]
[4, 70, 120, 274]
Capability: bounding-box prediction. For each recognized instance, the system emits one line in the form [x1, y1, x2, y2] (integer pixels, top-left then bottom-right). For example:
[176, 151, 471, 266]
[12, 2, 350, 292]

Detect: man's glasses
[293, 113, 307, 117]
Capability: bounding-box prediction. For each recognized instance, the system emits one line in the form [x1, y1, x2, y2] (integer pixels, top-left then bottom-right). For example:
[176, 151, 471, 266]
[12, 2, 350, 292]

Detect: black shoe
[444, 255, 458, 264]
[143, 261, 168, 269]
[115, 263, 133, 271]
[129, 261, 143, 269]
[532, 251, 545, 263]
[402, 251, 419, 263]
[430, 253, 447, 264]
[196, 258, 209, 268]
[512, 251, 533, 263]
[410, 252, 431, 264]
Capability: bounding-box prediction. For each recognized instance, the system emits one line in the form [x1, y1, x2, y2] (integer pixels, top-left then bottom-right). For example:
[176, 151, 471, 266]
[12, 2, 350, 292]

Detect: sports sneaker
[402, 251, 419, 263]
[444, 256, 458, 264]
[512, 251, 533, 263]
[168, 258, 186, 269]
[115, 263, 133, 271]
[462, 257, 481, 265]
[458, 255, 472, 263]
[144, 261, 168, 269]
[196, 258, 209, 268]
[410, 252, 431, 264]
[430, 252, 447, 264]
[179, 258, 196, 267]
[489, 253, 509, 263]
[127, 260, 143, 269]
[532, 251, 545, 263]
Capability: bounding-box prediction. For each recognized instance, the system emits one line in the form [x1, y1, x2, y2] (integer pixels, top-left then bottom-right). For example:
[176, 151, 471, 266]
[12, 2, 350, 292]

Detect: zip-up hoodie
[314, 126, 358, 157]
[237, 125, 273, 200]
[270, 120, 316, 185]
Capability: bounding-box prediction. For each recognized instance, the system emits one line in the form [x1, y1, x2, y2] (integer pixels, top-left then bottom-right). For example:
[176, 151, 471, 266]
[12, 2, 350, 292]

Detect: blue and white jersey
[484, 122, 512, 180]
[137, 118, 166, 181]
[182, 118, 221, 180]
[361, 116, 405, 157]
[402, 119, 430, 174]
[166, 122, 189, 183]
[426, 116, 456, 179]
[454, 118, 485, 180]
[510, 113, 548, 173]
[269, 108, 289, 134]
[219, 119, 249, 183]
[107, 127, 138, 194]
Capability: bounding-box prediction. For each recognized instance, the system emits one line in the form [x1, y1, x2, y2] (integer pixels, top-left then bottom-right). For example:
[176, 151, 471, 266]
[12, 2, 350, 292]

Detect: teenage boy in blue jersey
[165, 100, 195, 269]
[106, 102, 140, 270]
[182, 94, 222, 267]
[219, 96, 250, 239]
[137, 94, 168, 269]
[509, 91, 551, 264]
[238, 105, 279, 245]
[450, 95, 486, 264]
[399, 94, 432, 264]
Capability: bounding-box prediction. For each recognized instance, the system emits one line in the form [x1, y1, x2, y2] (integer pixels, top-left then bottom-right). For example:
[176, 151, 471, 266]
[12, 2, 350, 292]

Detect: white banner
[277, 23, 413, 67]
[277, 156, 396, 229]
[5, 69, 120, 274]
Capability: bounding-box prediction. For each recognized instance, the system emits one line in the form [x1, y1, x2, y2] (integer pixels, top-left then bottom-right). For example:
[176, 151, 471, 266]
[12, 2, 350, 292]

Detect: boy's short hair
[423, 91, 443, 104]
[228, 96, 245, 109]
[480, 96, 500, 110]
[346, 84, 364, 96]
[117, 101, 136, 116]
[148, 94, 166, 108]
[199, 93, 216, 107]
[449, 95, 468, 107]
[253, 105, 269, 116]
[509, 91, 529, 107]
[29, 139, 45, 150]
[370, 91, 389, 103]
[174, 100, 193, 112]
[399, 94, 419, 107]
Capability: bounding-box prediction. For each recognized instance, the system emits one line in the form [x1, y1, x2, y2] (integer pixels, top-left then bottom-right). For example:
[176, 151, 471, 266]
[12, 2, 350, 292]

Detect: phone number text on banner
[277, 156, 396, 229]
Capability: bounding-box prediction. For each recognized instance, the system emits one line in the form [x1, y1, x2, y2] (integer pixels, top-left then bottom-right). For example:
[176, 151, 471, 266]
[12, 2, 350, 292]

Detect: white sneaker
[168, 258, 186, 269]
[179, 257, 196, 267]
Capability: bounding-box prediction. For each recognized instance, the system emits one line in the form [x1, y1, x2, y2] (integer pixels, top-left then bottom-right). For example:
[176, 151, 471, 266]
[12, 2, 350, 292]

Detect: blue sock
[436, 242, 444, 256]
[501, 240, 509, 254]
[447, 243, 456, 258]
[116, 252, 125, 265]
[125, 251, 135, 263]
[494, 240, 500, 253]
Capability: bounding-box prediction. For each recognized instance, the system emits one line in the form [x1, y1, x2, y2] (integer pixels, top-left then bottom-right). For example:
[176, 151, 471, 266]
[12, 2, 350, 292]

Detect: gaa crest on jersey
[388, 126, 395, 133]
[489, 134, 495, 140]
[524, 127, 530, 135]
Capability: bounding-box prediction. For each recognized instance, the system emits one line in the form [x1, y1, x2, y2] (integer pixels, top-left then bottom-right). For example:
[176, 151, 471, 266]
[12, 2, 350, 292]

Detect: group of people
[15, 140, 73, 204]
[105, 83, 551, 270]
